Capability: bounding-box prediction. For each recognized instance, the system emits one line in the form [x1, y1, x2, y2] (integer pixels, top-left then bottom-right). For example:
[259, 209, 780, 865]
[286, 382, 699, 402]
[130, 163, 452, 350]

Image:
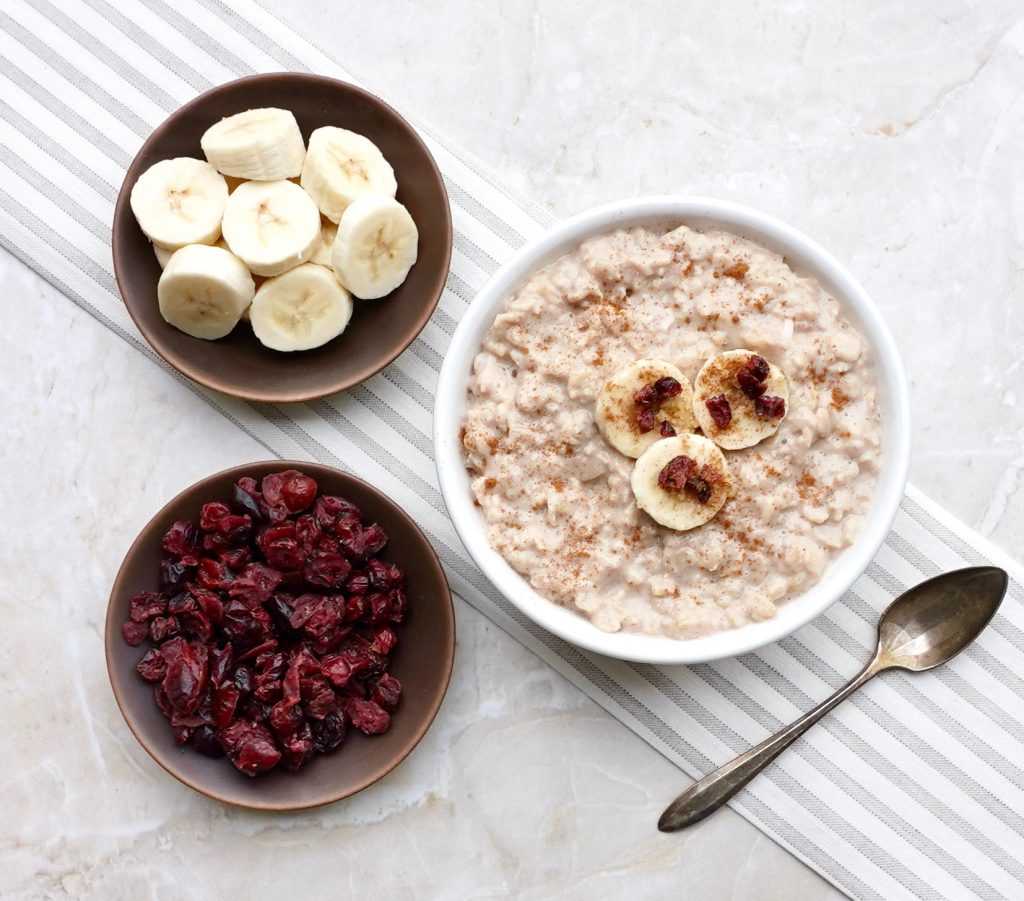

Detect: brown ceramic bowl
[105, 461, 455, 810]
[112, 73, 452, 402]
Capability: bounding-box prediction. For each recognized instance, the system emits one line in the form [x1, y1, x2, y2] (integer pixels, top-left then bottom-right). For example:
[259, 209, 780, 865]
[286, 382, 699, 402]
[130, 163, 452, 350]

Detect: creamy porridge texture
[461, 225, 881, 638]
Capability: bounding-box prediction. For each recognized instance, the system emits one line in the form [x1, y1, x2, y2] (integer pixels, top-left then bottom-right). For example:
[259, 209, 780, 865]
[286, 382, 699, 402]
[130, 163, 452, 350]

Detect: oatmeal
[461, 225, 881, 639]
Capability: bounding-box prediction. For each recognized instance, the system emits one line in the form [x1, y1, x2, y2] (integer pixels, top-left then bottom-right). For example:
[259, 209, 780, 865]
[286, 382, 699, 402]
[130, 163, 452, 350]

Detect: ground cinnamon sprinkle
[720, 261, 749, 280]
[591, 349, 605, 366]
[683, 261, 695, 276]
[552, 479, 564, 492]
[831, 386, 851, 411]
[483, 477, 497, 491]
[485, 436, 499, 454]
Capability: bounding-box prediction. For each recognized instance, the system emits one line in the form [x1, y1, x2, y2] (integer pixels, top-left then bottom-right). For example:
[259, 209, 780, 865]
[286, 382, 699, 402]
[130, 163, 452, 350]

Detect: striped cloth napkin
[3, 3, 1024, 898]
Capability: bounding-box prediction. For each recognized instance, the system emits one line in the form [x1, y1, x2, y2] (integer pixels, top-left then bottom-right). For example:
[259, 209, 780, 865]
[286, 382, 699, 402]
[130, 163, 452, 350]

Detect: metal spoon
[658, 566, 1008, 832]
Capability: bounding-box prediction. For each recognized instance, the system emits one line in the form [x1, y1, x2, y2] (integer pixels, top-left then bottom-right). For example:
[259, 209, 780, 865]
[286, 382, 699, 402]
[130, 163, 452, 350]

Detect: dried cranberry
[173, 724, 192, 745]
[160, 559, 192, 590]
[344, 593, 369, 623]
[313, 709, 347, 753]
[269, 698, 304, 738]
[199, 502, 232, 532]
[387, 588, 409, 624]
[686, 476, 712, 504]
[233, 665, 254, 695]
[737, 367, 768, 398]
[197, 557, 233, 590]
[369, 626, 398, 655]
[295, 514, 324, 554]
[313, 495, 362, 529]
[755, 395, 786, 418]
[658, 455, 697, 492]
[659, 420, 676, 437]
[129, 591, 166, 624]
[179, 610, 213, 643]
[705, 394, 732, 429]
[221, 599, 272, 650]
[219, 547, 253, 571]
[232, 477, 263, 519]
[636, 406, 657, 434]
[632, 383, 658, 407]
[162, 520, 200, 562]
[257, 522, 304, 572]
[161, 638, 207, 716]
[347, 698, 390, 735]
[188, 586, 224, 624]
[136, 647, 166, 681]
[301, 677, 337, 720]
[370, 673, 402, 713]
[747, 354, 770, 382]
[228, 562, 282, 606]
[280, 722, 316, 771]
[166, 592, 196, 616]
[212, 683, 240, 729]
[209, 644, 234, 685]
[654, 376, 683, 400]
[304, 551, 352, 589]
[192, 724, 224, 758]
[148, 616, 179, 643]
[262, 470, 317, 515]
[217, 719, 281, 776]
[346, 572, 369, 596]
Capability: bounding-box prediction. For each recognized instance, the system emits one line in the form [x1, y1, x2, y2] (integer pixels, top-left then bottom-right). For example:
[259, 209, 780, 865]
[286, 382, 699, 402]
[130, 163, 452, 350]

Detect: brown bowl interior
[112, 73, 452, 403]
[105, 461, 455, 810]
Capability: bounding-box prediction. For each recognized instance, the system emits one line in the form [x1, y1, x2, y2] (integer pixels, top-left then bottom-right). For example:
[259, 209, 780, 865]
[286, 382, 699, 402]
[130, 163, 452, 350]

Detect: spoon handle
[658, 658, 881, 832]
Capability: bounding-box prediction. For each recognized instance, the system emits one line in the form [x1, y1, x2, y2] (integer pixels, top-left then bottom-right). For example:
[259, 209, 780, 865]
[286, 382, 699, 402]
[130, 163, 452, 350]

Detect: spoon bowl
[659, 566, 1008, 832]
[877, 567, 1007, 672]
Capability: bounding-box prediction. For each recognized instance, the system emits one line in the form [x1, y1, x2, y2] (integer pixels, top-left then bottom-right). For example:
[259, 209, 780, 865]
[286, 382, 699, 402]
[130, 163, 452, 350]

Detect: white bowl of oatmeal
[435, 197, 910, 664]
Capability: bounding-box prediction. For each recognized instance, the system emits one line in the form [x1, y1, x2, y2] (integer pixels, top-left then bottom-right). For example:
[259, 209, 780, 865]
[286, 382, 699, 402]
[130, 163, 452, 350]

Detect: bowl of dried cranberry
[105, 462, 454, 810]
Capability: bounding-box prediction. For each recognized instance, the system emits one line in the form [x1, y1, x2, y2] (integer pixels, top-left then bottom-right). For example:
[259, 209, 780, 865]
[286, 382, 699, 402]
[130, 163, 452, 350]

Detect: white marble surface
[4, 0, 1024, 898]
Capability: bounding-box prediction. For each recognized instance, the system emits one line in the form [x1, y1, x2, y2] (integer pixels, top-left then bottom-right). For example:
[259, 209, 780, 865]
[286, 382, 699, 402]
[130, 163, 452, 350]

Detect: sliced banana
[331, 196, 418, 299]
[692, 349, 789, 450]
[154, 237, 230, 269]
[594, 359, 696, 458]
[221, 179, 321, 277]
[249, 263, 353, 352]
[130, 157, 227, 250]
[301, 126, 397, 223]
[200, 108, 306, 181]
[157, 244, 255, 340]
[310, 218, 338, 268]
[153, 243, 174, 268]
[631, 434, 730, 531]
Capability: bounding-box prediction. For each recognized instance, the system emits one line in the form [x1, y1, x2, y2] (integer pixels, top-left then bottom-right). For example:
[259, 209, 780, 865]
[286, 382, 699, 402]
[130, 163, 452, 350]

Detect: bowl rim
[434, 195, 911, 665]
[105, 460, 456, 810]
[112, 72, 453, 404]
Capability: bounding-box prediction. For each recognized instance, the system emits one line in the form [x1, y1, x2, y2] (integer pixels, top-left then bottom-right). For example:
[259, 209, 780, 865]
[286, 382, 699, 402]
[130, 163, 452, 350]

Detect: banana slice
[130, 157, 228, 250]
[200, 108, 306, 181]
[157, 244, 255, 340]
[310, 218, 338, 268]
[594, 359, 697, 458]
[301, 126, 397, 223]
[331, 196, 418, 299]
[154, 238, 231, 269]
[221, 179, 321, 277]
[249, 263, 353, 352]
[631, 434, 730, 531]
[153, 243, 174, 268]
[692, 349, 790, 450]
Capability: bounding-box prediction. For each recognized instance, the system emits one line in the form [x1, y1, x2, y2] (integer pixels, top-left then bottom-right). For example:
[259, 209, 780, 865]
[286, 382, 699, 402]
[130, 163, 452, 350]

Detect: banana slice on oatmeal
[594, 359, 697, 458]
[631, 434, 730, 530]
[692, 349, 789, 450]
